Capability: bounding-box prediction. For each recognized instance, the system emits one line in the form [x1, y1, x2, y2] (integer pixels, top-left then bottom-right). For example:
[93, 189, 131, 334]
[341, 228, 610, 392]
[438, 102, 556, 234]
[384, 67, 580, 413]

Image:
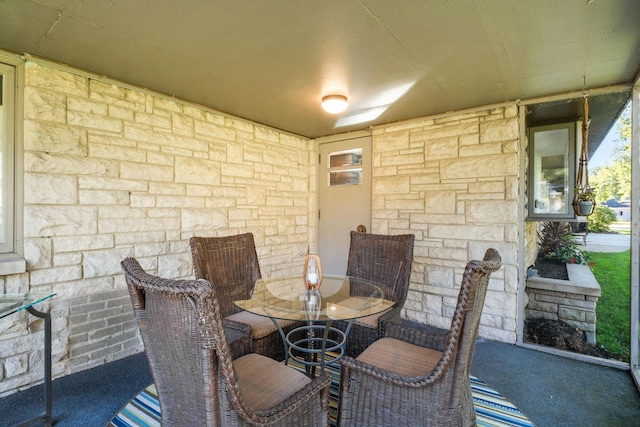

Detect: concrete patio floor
[473, 339, 640, 426]
[1, 231, 636, 426]
[1, 336, 638, 426]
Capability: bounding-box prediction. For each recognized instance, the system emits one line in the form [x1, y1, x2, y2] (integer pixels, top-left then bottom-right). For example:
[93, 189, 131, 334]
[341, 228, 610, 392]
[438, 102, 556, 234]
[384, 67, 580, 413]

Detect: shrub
[549, 240, 591, 265]
[588, 205, 617, 233]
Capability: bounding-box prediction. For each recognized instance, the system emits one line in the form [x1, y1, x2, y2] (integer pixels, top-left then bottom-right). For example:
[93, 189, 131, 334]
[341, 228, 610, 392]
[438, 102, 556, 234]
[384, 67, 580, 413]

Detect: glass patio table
[1, 293, 56, 427]
[234, 275, 394, 376]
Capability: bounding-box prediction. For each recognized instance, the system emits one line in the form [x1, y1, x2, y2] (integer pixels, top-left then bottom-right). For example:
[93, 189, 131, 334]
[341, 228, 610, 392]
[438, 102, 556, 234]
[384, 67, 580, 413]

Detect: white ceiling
[1, 0, 639, 139]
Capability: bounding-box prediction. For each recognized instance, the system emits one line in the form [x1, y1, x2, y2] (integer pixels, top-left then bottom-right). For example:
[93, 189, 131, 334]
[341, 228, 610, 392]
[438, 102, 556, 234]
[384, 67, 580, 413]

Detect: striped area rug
[108, 361, 535, 427]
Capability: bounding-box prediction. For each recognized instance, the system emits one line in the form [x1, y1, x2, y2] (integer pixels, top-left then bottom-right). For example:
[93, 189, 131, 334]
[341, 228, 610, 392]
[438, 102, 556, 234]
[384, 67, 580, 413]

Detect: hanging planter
[578, 201, 594, 216]
[572, 93, 596, 217]
[577, 191, 596, 216]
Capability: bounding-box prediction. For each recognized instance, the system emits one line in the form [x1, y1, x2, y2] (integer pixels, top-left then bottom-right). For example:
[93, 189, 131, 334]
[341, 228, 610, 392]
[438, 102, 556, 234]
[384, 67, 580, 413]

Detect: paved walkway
[582, 232, 630, 253]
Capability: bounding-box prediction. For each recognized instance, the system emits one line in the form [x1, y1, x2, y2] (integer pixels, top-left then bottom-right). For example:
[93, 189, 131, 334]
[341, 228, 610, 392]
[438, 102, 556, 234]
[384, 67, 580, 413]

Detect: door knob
[356, 225, 367, 233]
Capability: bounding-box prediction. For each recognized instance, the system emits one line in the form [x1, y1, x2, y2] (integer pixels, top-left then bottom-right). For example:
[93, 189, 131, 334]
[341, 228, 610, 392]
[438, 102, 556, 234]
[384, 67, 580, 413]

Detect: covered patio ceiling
[1, 1, 639, 154]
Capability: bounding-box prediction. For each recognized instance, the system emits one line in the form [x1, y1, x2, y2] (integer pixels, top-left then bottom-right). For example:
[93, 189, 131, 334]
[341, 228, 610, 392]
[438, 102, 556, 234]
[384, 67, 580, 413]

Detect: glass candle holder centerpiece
[303, 254, 323, 290]
[302, 254, 323, 320]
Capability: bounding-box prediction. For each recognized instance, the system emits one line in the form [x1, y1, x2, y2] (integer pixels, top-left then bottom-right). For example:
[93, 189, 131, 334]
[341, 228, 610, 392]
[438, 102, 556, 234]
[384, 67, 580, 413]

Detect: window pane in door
[329, 170, 362, 186]
[328, 148, 363, 187]
[329, 150, 362, 167]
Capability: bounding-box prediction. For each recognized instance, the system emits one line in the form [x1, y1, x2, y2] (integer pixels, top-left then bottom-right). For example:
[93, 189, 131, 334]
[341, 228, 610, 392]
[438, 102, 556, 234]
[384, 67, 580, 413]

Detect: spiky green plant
[537, 221, 590, 265]
[537, 221, 573, 257]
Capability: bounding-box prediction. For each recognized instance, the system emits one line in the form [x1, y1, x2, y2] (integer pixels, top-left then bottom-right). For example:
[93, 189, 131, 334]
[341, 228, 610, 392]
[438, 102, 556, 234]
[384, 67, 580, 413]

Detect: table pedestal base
[274, 318, 355, 377]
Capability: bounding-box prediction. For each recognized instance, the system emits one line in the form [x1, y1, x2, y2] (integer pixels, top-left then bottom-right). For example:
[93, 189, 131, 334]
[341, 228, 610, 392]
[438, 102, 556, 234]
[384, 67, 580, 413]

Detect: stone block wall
[0, 61, 315, 396]
[526, 263, 601, 342]
[526, 287, 598, 335]
[370, 107, 520, 343]
[524, 221, 538, 269]
[1, 59, 525, 397]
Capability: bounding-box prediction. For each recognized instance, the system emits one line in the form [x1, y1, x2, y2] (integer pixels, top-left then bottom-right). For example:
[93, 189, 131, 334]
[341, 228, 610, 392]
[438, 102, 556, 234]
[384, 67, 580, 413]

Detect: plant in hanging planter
[575, 186, 596, 216]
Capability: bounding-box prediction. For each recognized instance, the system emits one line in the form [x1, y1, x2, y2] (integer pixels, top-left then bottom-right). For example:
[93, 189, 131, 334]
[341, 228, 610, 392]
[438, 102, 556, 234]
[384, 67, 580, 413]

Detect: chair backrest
[122, 257, 238, 426]
[345, 231, 415, 304]
[190, 233, 262, 317]
[439, 248, 501, 397]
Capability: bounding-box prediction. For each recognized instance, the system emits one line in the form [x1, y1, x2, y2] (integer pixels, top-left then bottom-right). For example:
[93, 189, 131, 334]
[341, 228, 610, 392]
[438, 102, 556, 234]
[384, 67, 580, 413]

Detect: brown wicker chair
[190, 233, 299, 360]
[337, 248, 501, 427]
[122, 257, 331, 427]
[335, 231, 415, 357]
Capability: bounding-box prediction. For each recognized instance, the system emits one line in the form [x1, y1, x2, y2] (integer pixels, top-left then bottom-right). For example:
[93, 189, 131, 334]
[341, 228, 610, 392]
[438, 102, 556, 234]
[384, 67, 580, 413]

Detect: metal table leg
[272, 318, 289, 365]
[15, 306, 53, 427]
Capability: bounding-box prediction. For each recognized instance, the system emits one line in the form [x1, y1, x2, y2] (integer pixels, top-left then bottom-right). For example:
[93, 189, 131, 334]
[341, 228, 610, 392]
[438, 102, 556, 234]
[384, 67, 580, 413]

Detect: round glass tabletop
[234, 274, 394, 322]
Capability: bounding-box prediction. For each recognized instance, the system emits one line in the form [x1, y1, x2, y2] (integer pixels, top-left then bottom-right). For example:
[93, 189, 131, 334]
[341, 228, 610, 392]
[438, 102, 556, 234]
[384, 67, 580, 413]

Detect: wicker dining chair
[335, 231, 415, 357]
[190, 233, 299, 360]
[337, 248, 501, 427]
[122, 257, 331, 427]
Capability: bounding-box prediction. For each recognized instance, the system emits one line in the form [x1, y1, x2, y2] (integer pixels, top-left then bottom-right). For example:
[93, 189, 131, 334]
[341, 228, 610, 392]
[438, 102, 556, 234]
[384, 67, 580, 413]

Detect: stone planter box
[526, 264, 601, 343]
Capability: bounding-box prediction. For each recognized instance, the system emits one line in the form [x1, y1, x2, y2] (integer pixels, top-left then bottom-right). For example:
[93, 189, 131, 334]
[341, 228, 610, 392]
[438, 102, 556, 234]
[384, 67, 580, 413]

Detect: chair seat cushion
[234, 353, 311, 410]
[336, 297, 392, 328]
[226, 311, 296, 339]
[356, 337, 443, 377]
[354, 308, 392, 328]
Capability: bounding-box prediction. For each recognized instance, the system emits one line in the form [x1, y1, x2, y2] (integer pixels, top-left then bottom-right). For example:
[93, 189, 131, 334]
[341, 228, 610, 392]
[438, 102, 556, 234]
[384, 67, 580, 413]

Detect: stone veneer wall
[526, 264, 601, 343]
[370, 107, 520, 343]
[1, 60, 525, 397]
[524, 221, 538, 269]
[0, 61, 316, 396]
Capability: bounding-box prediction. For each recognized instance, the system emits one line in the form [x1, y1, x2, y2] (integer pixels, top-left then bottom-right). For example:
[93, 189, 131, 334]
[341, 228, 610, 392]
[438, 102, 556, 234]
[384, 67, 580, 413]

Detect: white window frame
[0, 53, 26, 275]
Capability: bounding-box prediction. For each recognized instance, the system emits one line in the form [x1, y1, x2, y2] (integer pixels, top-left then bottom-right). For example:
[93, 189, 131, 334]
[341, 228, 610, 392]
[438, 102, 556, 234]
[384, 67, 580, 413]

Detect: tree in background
[588, 205, 617, 232]
[591, 104, 631, 202]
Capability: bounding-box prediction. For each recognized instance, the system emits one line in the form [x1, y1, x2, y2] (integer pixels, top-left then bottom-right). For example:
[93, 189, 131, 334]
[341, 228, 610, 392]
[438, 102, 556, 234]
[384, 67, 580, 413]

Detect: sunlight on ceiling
[335, 81, 416, 128]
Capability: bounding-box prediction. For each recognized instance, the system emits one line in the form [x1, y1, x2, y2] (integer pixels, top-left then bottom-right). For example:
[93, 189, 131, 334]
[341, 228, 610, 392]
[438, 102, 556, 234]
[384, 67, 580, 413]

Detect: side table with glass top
[1, 293, 56, 427]
[234, 275, 394, 377]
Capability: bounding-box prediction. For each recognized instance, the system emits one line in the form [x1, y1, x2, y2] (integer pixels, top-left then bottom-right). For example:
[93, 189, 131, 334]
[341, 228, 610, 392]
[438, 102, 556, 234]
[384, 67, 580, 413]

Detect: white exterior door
[318, 136, 371, 274]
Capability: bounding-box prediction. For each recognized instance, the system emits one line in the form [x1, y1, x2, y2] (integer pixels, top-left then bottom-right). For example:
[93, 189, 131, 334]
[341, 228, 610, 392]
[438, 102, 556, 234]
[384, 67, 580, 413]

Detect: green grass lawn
[588, 250, 631, 362]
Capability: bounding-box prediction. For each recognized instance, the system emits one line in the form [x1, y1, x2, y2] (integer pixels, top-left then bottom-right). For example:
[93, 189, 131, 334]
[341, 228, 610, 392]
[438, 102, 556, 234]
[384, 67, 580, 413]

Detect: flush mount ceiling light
[321, 94, 348, 114]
